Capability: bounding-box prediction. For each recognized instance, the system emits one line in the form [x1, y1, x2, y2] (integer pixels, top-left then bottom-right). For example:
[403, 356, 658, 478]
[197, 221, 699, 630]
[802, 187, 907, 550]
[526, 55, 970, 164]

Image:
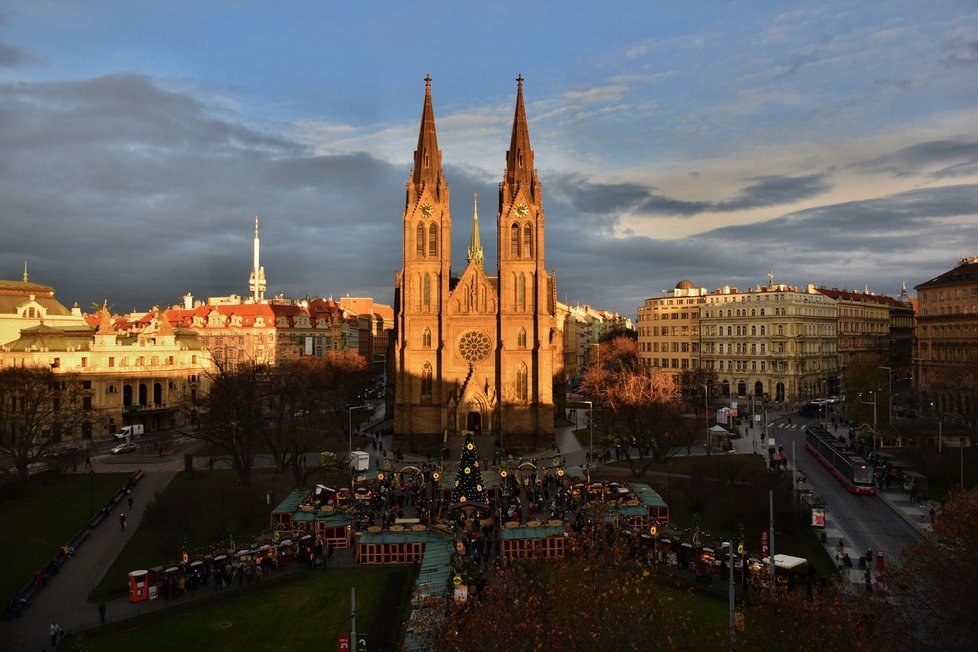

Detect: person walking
[50, 620, 63, 647]
[98, 600, 107, 624]
[128, 492, 134, 510]
[836, 538, 844, 557]
[119, 513, 127, 531]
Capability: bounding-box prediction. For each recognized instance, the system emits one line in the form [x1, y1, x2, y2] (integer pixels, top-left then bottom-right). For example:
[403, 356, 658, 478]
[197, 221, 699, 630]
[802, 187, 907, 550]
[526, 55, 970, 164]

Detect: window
[760, 326, 766, 336]
[429, 223, 438, 257]
[422, 327, 432, 348]
[524, 223, 533, 257]
[511, 223, 520, 257]
[421, 363, 433, 396]
[517, 328, 527, 349]
[423, 274, 431, 308]
[518, 273, 526, 310]
[416, 223, 425, 257]
[516, 363, 528, 401]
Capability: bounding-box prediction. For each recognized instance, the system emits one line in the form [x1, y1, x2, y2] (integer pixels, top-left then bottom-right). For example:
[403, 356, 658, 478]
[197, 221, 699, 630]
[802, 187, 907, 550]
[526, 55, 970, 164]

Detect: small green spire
[466, 193, 484, 268]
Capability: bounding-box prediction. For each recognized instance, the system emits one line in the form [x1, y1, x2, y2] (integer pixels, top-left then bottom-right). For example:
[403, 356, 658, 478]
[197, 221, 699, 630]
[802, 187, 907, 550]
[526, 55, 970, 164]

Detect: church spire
[467, 192, 484, 269]
[411, 74, 444, 193]
[504, 74, 536, 199]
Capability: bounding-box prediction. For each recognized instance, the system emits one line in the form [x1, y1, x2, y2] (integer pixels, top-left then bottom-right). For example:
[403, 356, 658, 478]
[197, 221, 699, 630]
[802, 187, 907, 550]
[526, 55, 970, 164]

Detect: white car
[110, 442, 138, 455]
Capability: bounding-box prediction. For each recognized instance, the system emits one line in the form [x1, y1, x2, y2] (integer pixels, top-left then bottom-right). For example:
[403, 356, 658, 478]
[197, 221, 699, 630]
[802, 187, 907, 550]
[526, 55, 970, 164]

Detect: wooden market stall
[357, 529, 451, 565]
[500, 523, 568, 560]
[630, 483, 670, 524]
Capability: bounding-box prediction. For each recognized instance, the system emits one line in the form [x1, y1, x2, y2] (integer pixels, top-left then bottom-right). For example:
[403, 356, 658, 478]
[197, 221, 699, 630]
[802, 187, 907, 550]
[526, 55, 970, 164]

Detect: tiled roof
[915, 261, 978, 290]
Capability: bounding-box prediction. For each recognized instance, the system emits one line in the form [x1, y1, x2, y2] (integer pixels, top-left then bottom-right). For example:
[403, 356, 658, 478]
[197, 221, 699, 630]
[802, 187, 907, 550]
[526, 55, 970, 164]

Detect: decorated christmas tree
[450, 434, 488, 506]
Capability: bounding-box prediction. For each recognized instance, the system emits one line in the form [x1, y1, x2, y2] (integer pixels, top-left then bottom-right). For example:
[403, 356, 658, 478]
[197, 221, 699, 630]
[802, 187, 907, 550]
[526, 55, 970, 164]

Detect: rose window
[458, 330, 492, 363]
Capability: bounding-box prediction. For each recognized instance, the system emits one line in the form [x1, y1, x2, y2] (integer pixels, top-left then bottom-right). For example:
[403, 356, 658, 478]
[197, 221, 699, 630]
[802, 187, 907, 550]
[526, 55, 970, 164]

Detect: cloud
[853, 139, 978, 179]
[549, 172, 833, 218]
[0, 42, 38, 68]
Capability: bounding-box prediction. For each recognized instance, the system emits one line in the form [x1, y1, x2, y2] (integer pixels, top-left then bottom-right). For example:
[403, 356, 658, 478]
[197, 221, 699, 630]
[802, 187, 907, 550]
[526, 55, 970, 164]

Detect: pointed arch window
[421, 362, 433, 397]
[516, 363, 528, 401]
[518, 273, 526, 310]
[429, 223, 438, 257]
[416, 223, 425, 257]
[423, 274, 431, 308]
[517, 328, 527, 349]
[524, 223, 533, 257]
[511, 223, 520, 257]
[422, 327, 432, 348]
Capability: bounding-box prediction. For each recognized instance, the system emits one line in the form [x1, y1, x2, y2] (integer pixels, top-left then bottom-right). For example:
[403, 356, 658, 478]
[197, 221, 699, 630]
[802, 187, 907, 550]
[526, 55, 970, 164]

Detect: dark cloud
[854, 139, 978, 180]
[0, 72, 974, 320]
[0, 42, 37, 67]
[546, 171, 833, 220]
[943, 38, 978, 66]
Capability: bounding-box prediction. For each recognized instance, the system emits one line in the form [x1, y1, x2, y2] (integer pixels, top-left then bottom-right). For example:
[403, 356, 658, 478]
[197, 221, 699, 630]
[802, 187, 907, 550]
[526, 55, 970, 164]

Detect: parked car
[110, 442, 138, 455]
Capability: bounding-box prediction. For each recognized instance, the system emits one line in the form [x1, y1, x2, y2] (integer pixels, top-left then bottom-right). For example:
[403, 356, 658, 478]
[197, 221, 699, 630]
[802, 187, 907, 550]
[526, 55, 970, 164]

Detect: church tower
[496, 75, 556, 434]
[394, 75, 452, 436]
[394, 76, 559, 442]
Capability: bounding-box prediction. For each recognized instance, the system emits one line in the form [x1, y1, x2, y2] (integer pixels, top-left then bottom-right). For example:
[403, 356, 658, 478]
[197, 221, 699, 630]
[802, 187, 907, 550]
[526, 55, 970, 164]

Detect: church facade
[394, 77, 562, 441]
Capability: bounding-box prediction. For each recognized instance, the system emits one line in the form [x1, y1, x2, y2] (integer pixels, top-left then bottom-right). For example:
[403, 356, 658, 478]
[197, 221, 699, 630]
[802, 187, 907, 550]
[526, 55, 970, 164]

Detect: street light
[878, 366, 892, 424]
[89, 468, 95, 517]
[859, 391, 878, 456]
[348, 405, 369, 491]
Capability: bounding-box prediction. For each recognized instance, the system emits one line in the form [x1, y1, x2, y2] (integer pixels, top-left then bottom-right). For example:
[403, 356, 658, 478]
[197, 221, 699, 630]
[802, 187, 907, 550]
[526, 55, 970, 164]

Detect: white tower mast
[248, 215, 266, 302]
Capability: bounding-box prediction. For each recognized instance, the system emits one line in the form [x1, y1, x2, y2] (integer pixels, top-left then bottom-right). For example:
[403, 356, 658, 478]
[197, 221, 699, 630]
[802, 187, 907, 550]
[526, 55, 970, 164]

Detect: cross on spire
[516, 74, 524, 88]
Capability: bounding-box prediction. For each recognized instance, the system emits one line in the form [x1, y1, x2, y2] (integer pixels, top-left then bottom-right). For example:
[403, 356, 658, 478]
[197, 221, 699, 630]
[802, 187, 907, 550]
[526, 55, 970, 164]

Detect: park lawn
[91, 470, 278, 601]
[69, 566, 410, 652]
[0, 472, 132, 601]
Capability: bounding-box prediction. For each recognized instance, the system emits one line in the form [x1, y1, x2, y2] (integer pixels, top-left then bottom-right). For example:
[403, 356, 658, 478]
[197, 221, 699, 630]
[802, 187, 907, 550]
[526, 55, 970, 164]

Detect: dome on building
[675, 279, 694, 290]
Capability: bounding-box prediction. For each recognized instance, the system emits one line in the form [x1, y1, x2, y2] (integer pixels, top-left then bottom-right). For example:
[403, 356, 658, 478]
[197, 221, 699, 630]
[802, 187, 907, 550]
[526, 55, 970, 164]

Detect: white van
[349, 450, 370, 472]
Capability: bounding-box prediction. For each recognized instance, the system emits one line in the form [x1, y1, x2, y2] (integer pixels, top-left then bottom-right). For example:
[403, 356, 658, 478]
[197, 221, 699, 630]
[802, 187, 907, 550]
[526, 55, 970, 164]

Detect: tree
[842, 354, 890, 426]
[416, 537, 718, 651]
[870, 490, 978, 651]
[194, 360, 269, 486]
[263, 351, 371, 487]
[450, 434, 487, 506]
[580, 336, 688, 476]
[0, 366, 86, 481]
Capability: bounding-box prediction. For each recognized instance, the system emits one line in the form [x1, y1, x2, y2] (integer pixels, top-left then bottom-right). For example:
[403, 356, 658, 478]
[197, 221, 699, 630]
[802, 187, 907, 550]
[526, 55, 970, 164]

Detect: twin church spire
[409, 75, 537, 268]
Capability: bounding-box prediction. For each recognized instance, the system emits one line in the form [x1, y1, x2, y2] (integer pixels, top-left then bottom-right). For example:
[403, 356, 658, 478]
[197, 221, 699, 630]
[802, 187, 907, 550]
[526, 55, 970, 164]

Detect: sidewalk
[0, 471, 176, 651]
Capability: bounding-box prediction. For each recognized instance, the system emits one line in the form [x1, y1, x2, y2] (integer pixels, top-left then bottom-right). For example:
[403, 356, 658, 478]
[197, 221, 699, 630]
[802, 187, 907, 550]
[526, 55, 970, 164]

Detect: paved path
[0, 471, 175, 651]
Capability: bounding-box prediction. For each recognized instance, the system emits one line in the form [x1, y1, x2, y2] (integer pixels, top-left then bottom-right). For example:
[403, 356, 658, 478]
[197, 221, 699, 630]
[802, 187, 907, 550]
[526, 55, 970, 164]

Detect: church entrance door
[466, 411, 482, 435]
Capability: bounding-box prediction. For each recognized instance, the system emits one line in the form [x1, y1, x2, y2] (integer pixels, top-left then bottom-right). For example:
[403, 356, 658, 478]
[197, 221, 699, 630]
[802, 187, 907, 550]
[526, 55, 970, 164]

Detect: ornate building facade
[394, 77, 561, 440]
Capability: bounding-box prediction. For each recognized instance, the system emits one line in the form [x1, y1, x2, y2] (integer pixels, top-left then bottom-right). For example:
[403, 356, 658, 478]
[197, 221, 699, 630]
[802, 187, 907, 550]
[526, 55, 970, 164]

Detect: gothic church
[394, 76, 561, 441]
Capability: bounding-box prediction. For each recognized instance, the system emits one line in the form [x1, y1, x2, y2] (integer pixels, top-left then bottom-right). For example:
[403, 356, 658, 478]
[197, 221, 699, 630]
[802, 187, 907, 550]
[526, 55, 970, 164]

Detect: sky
[2, 1, 977, 318]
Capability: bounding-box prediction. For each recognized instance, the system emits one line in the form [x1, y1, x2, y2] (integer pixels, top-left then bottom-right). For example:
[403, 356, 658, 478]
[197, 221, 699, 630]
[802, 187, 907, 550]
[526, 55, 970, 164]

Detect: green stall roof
[631, 483, 669, 508]
[272, 488, 310, 515]
[500, 525, 566, 540]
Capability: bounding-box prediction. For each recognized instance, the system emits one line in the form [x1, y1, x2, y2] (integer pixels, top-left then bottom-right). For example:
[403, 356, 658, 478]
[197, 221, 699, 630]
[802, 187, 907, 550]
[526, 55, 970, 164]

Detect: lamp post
[702, 384, 710, 454]
[581, 399, 594, 461]
[348, 405, 369, 491]
[859, 391, 878, 456]
[89, 468, 95, 517]
[878, 366, 892, 424]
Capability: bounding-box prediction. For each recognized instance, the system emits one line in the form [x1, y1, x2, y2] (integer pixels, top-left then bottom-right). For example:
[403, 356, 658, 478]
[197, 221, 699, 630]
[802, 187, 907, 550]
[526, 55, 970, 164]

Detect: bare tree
[0, 366, 86, 481]
[581, 337, 687, 476]
[263, 351, 370, 487]
[194, 359, 269, 486]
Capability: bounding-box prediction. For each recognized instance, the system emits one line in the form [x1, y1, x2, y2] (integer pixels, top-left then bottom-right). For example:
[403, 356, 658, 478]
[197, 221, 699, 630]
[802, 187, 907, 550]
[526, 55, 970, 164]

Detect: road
[765, 414, 923, 566]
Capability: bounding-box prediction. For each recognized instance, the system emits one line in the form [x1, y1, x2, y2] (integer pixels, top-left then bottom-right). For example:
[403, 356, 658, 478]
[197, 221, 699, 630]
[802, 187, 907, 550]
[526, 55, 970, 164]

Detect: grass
[90, 469, 289, 601]
[0, 471, 132, 601]
[68, 566, 412, 652]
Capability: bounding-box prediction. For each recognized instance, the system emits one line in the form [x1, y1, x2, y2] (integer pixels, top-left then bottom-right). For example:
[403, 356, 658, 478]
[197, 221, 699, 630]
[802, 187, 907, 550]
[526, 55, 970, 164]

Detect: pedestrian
[50, 620, 63, 647]
[119, 513, 126, 531]
[128, 494, 134, 510]
[864, 568, 873, 592]
[836, 538, 844, 556]
[98, 600, 107, 624]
